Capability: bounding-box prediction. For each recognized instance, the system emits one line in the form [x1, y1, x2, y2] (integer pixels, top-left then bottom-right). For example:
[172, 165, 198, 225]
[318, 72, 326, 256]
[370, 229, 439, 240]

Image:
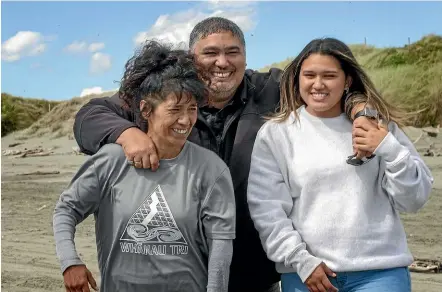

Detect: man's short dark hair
[189, 17, 246, 50]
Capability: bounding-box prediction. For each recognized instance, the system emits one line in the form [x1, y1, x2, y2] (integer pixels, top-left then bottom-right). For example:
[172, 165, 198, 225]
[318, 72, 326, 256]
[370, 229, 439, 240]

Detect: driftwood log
[8, 142, 23, 147]
[409, 258, 441, 273]
[22, 170, 60, 176]
[18, 151, 53, 158]
[2, 147, 55, 158]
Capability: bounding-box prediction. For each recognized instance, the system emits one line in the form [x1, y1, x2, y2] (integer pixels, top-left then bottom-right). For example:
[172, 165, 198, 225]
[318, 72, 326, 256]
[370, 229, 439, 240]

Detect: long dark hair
[273, 37, 406, 127]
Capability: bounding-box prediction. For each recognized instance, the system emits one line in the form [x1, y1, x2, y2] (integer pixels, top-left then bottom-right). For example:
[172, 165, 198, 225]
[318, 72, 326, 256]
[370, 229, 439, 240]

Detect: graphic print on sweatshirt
[119, 185, 188, 256]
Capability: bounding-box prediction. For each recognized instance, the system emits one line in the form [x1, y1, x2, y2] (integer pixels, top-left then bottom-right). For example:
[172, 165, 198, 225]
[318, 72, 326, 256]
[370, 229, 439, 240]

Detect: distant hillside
[1, 93, 61, 137]
[259, 34, 442, 127]
[14, 90, 118, 140]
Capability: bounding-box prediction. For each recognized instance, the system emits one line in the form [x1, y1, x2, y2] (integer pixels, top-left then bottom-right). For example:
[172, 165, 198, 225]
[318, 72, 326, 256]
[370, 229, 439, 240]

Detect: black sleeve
[73, 93, 138, 155]
[246, 68, 283, 113]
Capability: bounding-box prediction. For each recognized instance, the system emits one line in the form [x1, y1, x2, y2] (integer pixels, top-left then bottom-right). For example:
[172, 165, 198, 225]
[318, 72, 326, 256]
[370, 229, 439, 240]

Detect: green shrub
[1, 93, 60, 137]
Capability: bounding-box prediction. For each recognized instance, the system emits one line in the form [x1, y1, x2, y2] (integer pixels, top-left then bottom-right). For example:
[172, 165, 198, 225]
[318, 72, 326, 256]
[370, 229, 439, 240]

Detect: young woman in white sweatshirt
[246, 38, 433, 292]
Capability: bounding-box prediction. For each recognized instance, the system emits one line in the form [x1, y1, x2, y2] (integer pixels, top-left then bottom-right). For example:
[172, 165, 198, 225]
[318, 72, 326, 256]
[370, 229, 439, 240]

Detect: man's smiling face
[192, 31, 246, 104]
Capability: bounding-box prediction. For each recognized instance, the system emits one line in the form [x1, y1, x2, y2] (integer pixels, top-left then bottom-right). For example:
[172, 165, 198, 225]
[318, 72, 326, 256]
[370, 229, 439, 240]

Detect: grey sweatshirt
[53, 142, 236, 292]
[247, 106, 433, 282]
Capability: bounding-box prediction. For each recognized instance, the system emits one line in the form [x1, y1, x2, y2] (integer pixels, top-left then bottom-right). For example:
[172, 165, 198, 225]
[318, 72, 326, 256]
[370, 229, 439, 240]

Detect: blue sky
[2, 1, 442, 101]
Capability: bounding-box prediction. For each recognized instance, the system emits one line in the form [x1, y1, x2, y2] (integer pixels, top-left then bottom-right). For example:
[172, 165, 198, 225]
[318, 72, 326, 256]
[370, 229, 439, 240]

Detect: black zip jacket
[73, 68, 283, 292]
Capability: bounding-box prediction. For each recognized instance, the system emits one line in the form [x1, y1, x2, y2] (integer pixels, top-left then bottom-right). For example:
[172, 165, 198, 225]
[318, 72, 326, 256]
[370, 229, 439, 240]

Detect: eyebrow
[302, 70, 339, 74]
[202, 46, 241, 52]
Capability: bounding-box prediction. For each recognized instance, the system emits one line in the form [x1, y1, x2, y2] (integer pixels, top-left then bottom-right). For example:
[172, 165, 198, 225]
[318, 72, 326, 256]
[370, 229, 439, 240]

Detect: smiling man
[73, 17, 369, 292]
[191, 29, 246, 108]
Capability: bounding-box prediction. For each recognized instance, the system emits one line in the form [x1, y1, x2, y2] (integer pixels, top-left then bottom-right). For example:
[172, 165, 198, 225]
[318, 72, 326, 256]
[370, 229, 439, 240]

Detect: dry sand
[1, 127, 441, 291]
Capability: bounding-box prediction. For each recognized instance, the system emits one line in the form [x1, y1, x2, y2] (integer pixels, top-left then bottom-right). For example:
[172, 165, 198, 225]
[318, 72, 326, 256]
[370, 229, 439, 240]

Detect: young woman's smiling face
[299, 53, 351, 118]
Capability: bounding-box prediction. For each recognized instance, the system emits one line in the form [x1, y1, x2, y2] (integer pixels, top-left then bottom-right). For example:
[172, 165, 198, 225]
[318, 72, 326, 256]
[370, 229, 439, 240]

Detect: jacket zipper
[221, 108, 242, 141]
[218, 107, 243, 161]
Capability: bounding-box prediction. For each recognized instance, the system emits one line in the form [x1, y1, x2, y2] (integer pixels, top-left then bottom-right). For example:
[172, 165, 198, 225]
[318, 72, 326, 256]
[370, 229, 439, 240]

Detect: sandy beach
[1, 127, 441, 291]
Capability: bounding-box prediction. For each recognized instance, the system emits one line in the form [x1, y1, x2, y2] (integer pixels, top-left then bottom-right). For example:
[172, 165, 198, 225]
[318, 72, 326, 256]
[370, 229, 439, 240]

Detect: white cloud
[80, 86, 104, 97]
[207, 1, 256, 10]
[1, 31, 49, 62]
[88, 42, 105, 52]
[80, 86, 118, 97]
[2, 54, 20, 62]
[90, 52, 111, 74]
[64, 41, 87, 54]
[133, 2, 257, 48]
[29, 43, 47, 56]
[64, 41, 105, 54]
[64, 41, 109, 75]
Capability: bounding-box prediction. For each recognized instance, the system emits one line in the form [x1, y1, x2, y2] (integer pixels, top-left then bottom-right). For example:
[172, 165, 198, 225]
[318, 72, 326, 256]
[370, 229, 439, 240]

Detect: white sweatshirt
[247, 106, 433, 283]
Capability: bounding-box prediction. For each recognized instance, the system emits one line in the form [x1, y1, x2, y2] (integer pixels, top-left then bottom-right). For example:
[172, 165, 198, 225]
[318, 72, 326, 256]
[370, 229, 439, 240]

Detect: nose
[178, 112, 191, 125]
[312, 76, 325, 90]
[215, 53, 229, 68]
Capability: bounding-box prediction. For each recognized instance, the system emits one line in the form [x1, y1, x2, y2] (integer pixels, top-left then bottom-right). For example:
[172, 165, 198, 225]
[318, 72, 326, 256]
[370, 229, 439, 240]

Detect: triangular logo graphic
[120, 185, 187, 245]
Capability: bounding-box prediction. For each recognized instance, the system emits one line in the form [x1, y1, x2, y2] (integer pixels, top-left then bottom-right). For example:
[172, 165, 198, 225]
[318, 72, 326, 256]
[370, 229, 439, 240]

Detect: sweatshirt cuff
[294, 250, 323, 283]
[60, 258, 85, 275]
[373, 132, 410, 165]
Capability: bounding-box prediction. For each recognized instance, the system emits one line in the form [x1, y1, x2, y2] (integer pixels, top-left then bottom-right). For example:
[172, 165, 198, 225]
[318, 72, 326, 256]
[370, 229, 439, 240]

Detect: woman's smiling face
[144, 92, 198, 152]
[299, 53, 351, 118]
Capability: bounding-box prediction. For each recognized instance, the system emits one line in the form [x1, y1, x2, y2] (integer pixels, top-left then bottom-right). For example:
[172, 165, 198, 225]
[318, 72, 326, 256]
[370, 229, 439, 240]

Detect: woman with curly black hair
[53, 40, 236, 292]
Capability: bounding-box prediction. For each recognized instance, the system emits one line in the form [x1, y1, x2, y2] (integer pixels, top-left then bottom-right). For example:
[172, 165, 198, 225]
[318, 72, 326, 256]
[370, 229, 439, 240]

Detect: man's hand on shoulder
[116, 127, 160, 171]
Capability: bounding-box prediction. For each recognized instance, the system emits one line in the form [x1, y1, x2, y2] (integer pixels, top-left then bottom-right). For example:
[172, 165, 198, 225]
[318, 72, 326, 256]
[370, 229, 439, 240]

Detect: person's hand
[116, 127, 160, 170]
[348, 103, 377, 159]
[353, 117, 388, 154]
[63, 265, 98, 292]
[352, 117, 377, 159]
[305, 262, 338, 292]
